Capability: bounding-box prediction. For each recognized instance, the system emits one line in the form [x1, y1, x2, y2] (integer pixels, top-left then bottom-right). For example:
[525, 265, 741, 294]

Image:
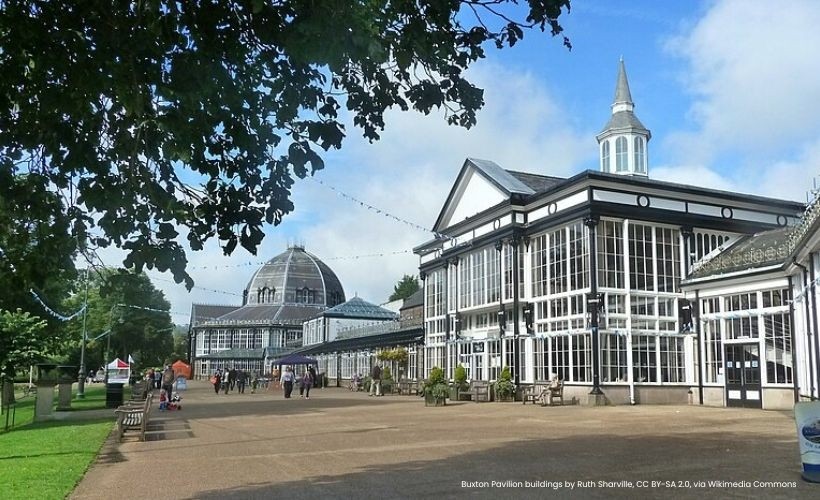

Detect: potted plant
[381, 365, 394, 394]
[494, 366, 515, 402]
[451, 364, 470, 401]
[422, 366, 448, 407]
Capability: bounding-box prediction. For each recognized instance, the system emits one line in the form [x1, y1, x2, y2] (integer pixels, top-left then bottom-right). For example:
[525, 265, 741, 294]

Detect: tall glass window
[764, 312, 792, 384]
[598, 220, 624, 289]
[656, 228, 680, 293]
[568, 222, 589, 291]
[632, 334, 657, 382]
[487, 247, 500, 303]
[601, 140, 611, 172]
[459, 256, 471, 309]
[628, 224, 654, 291]
[660, 337, 685, 382]
[549, 227, 567, 294]
[634, 137, 645, 173]
[615, 137, 628, 171]
[602, 333, 628, 382]
[531, 233, 548, 297]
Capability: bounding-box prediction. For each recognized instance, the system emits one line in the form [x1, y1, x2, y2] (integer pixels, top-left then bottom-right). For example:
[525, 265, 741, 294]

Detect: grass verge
[0, 384, 114, 499]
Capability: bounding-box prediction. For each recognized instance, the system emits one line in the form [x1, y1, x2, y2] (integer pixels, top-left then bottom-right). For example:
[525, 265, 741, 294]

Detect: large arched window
[634, 137, 646, 173]
[615, 137, 628, 172]
[601, 140, 610, 172]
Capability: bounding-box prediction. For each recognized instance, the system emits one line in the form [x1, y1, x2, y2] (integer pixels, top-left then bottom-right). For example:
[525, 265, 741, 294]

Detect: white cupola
[596, 58, 651, 177]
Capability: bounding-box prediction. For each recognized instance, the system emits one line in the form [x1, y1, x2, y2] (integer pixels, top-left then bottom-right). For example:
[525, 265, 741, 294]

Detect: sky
[96, 0, 820, 324]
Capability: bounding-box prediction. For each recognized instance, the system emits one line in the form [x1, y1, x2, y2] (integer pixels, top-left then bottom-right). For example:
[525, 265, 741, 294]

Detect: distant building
[414, 60, 817, 409]
[302, 296, 398, 346]
[298, 289, 425, 385]
[189, 245, 345, 377]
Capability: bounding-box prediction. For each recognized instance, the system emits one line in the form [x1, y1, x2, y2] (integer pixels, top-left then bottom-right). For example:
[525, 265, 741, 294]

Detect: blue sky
[95, 0, 820, 323]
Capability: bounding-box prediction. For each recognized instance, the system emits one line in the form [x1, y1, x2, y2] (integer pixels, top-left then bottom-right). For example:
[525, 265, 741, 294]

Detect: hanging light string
[146, 273, 244, 296]
[310, 177, 452, 240]
[28, 289, 87, 322]
[181, 249, 414, 271]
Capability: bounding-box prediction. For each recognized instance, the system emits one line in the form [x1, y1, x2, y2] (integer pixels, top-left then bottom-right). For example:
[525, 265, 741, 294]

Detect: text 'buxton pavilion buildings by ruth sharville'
[414, 60, 820, 410]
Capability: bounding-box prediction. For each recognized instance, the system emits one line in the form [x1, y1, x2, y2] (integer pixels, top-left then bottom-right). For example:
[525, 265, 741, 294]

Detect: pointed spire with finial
[613, 56, 633, 106]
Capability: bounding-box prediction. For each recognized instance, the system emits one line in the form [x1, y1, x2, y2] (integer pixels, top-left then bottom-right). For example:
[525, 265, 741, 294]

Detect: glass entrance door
[724, 343, 761, 408]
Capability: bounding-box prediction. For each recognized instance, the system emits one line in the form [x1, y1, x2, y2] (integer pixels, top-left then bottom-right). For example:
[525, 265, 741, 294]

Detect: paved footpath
[71, 381, 817, 499]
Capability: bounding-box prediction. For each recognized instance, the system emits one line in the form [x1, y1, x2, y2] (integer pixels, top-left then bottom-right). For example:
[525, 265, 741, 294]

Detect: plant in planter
[452, 364, 469, 400]
[422, 366, 448, 407]
[494, 366, 515, 402]
[381, 365, 394, 394]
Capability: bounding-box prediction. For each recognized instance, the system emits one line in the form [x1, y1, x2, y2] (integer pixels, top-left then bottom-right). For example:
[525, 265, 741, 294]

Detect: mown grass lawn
[0, 384, 115, 499]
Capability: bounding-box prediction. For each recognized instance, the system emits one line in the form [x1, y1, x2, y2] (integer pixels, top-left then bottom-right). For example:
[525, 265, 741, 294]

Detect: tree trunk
[1, 376, 15, 413]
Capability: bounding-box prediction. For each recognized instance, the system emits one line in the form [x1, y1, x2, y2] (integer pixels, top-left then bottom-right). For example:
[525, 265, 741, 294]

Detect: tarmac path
[70, 380, 817, 499]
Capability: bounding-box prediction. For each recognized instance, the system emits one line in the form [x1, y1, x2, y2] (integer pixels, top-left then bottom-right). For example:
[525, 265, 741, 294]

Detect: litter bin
[105, 383, 124, 408]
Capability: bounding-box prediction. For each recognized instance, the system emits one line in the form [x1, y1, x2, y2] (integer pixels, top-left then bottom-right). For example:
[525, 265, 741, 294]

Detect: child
[159, 389, 168, 411]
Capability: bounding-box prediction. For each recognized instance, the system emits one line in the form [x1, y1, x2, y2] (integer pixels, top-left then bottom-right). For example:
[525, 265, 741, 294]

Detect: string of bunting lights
[29, 289, 87, 322]
[310, 177, 452, 241]
[183, 249, 414, 271]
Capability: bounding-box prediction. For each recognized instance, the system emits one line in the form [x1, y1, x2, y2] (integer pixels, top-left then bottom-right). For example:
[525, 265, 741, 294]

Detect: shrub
[453, 364, 468, 390]
[422, 366, 448, 400]
[495, 366, 515, 399]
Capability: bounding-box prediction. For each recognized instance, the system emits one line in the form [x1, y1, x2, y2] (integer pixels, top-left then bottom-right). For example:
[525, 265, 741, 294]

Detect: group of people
[145, 365, 179, 410]
[211, 367, 259, 394]
[279, 365, 317, 399]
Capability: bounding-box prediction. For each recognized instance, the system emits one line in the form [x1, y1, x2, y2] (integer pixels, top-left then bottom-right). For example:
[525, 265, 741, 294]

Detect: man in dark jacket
[369, 364, 382, 397]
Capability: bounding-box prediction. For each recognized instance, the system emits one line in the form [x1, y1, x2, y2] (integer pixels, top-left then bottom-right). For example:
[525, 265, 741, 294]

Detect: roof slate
[688, 227, 791, 280]
[506, 170, 567, 195]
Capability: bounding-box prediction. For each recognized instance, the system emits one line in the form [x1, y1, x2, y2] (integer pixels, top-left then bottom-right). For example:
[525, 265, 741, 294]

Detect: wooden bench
[544, 380, 564, 406]
[115, 393, 152, 442]
[397, 380, 420, 396]
[471, 381, 492, 402]
[522, 384, 548, 405]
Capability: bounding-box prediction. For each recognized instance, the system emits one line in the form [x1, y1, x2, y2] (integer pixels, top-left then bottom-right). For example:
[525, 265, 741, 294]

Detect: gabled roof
[322, 296, 398, 320]
[433, 158, 536, 232]
[507, 170, 567, 195]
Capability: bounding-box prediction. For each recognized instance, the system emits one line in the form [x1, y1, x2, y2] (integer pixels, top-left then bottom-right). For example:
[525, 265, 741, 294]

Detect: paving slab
[71, 381, 818, 499]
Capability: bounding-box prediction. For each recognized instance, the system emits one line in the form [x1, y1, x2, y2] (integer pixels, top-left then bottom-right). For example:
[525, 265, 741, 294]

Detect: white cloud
[109, 61, 592, 321]
[665, 0, 820, 164]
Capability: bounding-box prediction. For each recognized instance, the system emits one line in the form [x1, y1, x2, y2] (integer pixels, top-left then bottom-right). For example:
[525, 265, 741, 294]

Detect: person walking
[302, 368, 314, 399]
[213, 369, 222, 394]
[370, 364, 382, 397]
[236, 369, 247, 394]
[161, 365, 175, 400]
[281, 366, 295, 399]
[308, 365, 318, 390]
[228, 367, 237, 391]
[154, 369, 162, 389]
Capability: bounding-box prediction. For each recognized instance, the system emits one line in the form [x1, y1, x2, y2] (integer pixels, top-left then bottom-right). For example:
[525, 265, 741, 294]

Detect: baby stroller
[348, 374, 363, 392]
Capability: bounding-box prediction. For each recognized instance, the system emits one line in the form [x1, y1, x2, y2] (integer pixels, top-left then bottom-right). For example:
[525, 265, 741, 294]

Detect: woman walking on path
[301, 368, 314, 399]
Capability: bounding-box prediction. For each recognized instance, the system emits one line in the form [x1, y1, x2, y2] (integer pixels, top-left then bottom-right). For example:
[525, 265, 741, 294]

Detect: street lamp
[76, 269, 90, 399]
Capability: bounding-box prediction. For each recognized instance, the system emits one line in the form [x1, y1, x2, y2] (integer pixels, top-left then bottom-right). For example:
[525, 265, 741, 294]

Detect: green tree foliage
[0, 175, 78, 315]
[61, 269, 174, 371]
[0, 309, 49, 406]
[389, 274, 420, 301]
[0, 1, 570, 289]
